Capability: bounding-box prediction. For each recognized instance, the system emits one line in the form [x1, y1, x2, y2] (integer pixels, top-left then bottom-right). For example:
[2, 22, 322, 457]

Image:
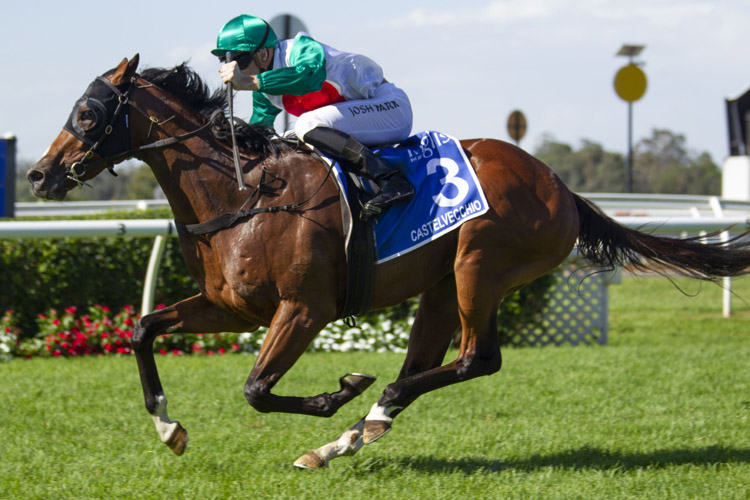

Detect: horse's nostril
[27, 169, 44, 184]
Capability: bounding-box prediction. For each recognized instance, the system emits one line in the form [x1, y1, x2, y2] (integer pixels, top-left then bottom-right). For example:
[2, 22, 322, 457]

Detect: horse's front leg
[243, 300, 376, 417]
[132, 293, 251, 455]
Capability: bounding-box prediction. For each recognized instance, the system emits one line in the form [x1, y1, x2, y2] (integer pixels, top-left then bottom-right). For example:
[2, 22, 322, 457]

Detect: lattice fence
[501, 261, 620, 347]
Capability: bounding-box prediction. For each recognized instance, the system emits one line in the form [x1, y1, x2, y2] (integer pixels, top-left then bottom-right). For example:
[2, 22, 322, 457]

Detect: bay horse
[27, 56, 750, 469]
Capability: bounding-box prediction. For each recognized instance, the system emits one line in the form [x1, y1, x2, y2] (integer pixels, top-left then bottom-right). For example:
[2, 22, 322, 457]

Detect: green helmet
[211, 15, 278, 56]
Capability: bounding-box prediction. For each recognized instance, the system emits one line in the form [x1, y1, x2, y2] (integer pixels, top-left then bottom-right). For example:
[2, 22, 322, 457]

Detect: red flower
[232, 344, 240, 351]
[207, 350, 215, 356]
[158, 349, 167, 355]
[192, 344, 202, 352]
[52, 350, 62, 357]
[53, 319, 61, 326]
[65, 307, 77, 314]
[218, 347, 226, 354]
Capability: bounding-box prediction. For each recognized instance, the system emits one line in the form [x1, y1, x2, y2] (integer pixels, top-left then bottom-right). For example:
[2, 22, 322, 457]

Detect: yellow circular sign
[507, 110, 527, 142]
[614, 64, 647, 102]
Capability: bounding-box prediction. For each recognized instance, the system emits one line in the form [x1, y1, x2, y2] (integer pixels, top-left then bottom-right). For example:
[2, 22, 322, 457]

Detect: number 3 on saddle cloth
[320, 131, 490, 318]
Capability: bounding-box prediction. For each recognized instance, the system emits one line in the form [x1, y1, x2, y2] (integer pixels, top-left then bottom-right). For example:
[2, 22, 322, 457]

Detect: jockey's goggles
[218, 51, 256, 70]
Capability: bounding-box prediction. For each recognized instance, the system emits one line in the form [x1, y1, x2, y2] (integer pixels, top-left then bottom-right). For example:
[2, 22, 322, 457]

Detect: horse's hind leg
[357, 252, 510, 443]
[132, 293, 251, 455]
[294, 275, 460, 469]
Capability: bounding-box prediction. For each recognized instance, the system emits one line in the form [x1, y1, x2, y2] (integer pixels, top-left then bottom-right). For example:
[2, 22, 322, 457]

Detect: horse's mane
[139, 64, 288, 157]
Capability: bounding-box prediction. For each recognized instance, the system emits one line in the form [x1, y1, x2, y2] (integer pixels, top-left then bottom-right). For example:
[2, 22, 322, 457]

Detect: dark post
[0, 135, 16, 218]
[269, 13, 309, 134]
[627, 102, 633, 193]
[282, 14, 292, 133]
[614, 44, 647, 193]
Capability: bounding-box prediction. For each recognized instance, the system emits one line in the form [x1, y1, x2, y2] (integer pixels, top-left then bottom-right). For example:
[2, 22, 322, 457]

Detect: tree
[15, 159, 36, 202]
[123, 163, 161, 199]
[534, 129, 720, 195]
[534, 135, 626, 192]
[633, 129, 720, 195]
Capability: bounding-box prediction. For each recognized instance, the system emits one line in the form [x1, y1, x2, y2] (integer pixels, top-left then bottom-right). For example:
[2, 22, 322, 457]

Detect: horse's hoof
[165, 423, 188, 456]
[340, 373, 377, 395]
[294, 450, 327, 470]
[362, 420, 391, 444]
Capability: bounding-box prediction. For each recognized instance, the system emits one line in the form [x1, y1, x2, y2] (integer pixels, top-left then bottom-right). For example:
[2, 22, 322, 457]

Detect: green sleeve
[256, 35, 326, 96]
[249, 91, 282, 128]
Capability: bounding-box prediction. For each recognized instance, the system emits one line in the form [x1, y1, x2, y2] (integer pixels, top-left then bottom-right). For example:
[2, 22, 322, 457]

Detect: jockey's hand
[219, 61, 259, 91]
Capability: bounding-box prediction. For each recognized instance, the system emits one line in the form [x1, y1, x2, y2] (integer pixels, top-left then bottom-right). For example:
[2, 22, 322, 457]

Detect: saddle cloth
[331, 131, 490, 264]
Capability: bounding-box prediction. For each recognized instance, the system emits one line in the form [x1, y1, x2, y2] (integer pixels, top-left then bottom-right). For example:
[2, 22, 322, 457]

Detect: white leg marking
[296, 403, 402, 468]
[151, 394, 181, 443]
[308, 420, 366, 467]
[365, 402, 396, 423]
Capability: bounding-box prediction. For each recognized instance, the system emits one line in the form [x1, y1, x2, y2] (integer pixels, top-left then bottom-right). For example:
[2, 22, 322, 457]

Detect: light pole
[614, 44, 647, 193]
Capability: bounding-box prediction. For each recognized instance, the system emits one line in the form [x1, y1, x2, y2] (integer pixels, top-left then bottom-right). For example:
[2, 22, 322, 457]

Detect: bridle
[62, 74, 214, 187]
[61, 70, 335, 236]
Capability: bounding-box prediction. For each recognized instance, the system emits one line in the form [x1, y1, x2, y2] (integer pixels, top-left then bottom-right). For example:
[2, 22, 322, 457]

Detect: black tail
[573, 193, 750, 279]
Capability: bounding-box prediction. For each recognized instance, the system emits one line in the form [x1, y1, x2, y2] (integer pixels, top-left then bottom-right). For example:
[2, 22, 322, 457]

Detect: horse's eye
[80, 110, 96, 122]
[77, 108, 99, 132]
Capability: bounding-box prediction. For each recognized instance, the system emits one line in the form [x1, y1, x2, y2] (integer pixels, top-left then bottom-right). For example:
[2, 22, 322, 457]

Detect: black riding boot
[303, 127, 415, 218]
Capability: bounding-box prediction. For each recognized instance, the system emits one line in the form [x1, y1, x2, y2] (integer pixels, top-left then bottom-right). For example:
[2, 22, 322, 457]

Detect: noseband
[62, 74, 213, 187]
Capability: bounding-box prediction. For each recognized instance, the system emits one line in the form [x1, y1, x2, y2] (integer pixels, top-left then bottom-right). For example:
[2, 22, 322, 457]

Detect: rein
[65, 72, 335, 236]
[159, 135, 336, 235]
[175, 155, 335, 236]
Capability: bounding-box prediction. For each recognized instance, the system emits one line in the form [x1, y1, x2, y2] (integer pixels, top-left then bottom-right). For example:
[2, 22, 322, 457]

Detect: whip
[226, 52, 247, 191]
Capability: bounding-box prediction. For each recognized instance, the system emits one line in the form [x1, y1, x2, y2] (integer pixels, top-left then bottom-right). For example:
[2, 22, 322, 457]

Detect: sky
[2, 0, 750, 169]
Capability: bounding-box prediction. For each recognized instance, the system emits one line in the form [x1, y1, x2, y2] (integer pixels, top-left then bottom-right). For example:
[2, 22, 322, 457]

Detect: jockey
[213, 14, 415, 218]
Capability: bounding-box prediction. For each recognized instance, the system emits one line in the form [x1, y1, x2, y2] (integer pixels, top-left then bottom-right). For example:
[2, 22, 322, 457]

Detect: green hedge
[1, 208, 557, 343]
[0, 208, 198, 338]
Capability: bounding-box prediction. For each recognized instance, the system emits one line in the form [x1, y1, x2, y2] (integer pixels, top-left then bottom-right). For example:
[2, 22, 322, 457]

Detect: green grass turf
[1, 276, 748, 499]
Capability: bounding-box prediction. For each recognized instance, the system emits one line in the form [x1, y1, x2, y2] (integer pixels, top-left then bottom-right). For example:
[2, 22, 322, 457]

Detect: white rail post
[709, 196, 732, 317]
[141, 235, 168, 316]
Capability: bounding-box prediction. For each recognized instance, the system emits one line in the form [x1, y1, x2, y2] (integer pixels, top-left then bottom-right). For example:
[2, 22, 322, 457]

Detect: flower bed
[0, 267, 556, 361]
[0, 305, 412, 361]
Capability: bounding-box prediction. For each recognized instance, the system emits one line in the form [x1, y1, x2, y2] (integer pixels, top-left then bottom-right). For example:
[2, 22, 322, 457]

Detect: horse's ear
[110, 54, 140, 85]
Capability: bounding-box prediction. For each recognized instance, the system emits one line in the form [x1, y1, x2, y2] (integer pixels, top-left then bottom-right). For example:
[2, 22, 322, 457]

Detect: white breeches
[294, 83, 413, 146]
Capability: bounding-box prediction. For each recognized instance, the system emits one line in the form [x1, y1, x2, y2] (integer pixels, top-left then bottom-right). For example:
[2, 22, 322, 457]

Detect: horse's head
[27, 55, 140, 200]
